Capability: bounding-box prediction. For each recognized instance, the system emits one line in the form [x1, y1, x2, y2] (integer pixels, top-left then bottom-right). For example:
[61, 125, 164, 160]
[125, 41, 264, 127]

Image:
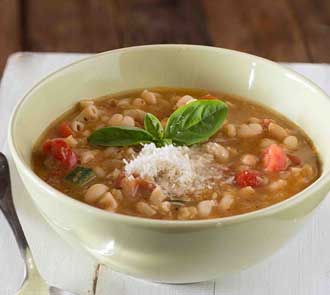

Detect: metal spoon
[0, 152, 78, 295]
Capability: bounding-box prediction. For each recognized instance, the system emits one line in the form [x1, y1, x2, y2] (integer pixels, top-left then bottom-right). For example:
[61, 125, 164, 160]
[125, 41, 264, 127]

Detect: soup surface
[32, 88, 320, 220]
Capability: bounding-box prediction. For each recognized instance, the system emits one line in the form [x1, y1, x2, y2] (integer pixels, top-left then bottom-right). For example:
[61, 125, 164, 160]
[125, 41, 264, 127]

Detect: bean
[65, 135, 78, 147]
[123, 109, 146, 122]
[150, 186, 167, 206]
[239, 186, 255, 197]
[81, 150, 96, 164]
[136, 201, 157, 217]
[225, 124, 236, 137]
[283, 135, 298, 150]
[197, 200, 216, 218]
[268, 179, 287, 191]
[177, 206, 198, 220]
[260, 138, 277, 148]
[160, 201, 171, 213]
[205, 142, 229, 163]
[175, 95, 196, 109]
[122, 116, 135, 127]
[241, 154, 258, 166]
[237, 123, 263, 138]
[248, 117, 261, 123]
[132, 97, 146, 107]
[268, 122, 288, 140]
[97, 191, 118, 211]
[141, 90, 157, 104]
[93, 166, 106, 178]
[85, 184, 109, 203]
[218, 193, 235, 211]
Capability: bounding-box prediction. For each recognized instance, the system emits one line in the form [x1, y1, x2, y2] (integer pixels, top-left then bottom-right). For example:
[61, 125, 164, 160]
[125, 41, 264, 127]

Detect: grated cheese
[124, 143, 223, 196]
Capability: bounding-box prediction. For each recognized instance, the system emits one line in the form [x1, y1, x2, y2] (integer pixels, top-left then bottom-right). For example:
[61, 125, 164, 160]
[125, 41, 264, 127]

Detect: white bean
[268, 179, 287, 191]
[123, 109, 146, 122]
[132, 97, 146, 107]
[97, 191, 118, 211]
[64, 135, 78, 147]
[260, 138, 277, 148]
[80, 150, 96, 164]
[85, 184, 109, 203]
[136, 202, 156, 217]
[175, 95, 196, 109]
[283, 135, 298, 150]
[177, 206, 198, 220]
[239, 186, 255, 197]
[225, 124, 236, 137]
[218, 193, 235, 211]
[237, 123, 263, 138]
[268, 122, 287, 140]
[150, 187, 167, 206]
[241, 154, 258, 166]
[205, 142, 229, 162]
[122, 116, 135, 127]
[141, 90, 157, 104]
[197, 200, 216, 218]
[93, 166, 106, 178]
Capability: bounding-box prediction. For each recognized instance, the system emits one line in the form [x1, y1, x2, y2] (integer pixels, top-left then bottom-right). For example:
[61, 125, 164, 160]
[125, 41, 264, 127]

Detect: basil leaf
[144, 113, 164, 140]
[88, 126, 153, 147]
[164, 100, 228, 146]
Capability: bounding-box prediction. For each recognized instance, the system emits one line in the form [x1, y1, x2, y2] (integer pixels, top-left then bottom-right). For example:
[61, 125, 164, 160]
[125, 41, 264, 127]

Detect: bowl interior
[11, 45, 330, 186]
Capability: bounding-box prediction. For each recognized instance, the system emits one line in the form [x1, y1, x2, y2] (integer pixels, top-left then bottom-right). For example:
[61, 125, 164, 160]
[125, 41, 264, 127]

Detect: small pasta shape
[81, 105, 99, 121]
[71, 121, 84, 132]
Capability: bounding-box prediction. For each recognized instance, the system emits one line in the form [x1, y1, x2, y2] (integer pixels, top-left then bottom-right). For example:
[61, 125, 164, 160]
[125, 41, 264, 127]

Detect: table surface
[1, 0, 330, 75]
[1, 53, 330, 295]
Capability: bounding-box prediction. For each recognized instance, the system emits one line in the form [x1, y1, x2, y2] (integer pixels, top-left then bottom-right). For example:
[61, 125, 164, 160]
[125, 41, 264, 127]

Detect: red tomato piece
[58, 121, 73, 137]
[42, 139, 78, 170]
[234, 170, 263, 187]
[263, 144, 288, 172]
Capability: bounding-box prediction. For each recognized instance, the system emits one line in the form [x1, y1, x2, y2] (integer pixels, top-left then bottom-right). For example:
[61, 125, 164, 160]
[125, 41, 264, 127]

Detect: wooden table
[1, 0, 330, 75]
[1, 53, 330, 295]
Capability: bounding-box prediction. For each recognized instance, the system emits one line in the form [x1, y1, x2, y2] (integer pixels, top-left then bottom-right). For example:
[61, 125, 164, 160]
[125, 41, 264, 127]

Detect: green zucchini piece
[65, 166, 96, 185]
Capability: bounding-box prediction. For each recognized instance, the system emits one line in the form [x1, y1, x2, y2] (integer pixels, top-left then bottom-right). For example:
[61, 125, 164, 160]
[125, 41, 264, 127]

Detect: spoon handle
[0, 152, 36, 282]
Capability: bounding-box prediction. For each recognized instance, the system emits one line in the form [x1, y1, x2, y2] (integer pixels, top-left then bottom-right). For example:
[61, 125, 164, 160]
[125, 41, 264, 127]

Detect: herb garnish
[88, 99, 228, 147]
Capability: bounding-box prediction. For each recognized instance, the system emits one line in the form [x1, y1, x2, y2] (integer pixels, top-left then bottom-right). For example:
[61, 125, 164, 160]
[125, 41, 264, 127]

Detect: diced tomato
[136, 178, 156, 193]
[201, 94, 219, 100]
[288, 154, 302, 166]
[58, 121, 73, 137]
[42, 139, 78, 170]
[263, 144, 288, 172]
[234, 170, 263, 188]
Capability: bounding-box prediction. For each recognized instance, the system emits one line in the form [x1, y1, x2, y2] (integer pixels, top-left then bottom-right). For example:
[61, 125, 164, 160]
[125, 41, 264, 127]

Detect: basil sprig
[88, 99, 228, 147]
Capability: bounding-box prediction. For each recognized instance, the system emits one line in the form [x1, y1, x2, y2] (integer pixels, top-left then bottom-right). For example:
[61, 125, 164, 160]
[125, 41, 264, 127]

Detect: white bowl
[9, 45, 330, 283]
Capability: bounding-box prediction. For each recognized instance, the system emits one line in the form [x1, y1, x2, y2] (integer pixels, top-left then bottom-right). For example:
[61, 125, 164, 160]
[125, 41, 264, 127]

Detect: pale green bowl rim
[8, 44, 330, 228]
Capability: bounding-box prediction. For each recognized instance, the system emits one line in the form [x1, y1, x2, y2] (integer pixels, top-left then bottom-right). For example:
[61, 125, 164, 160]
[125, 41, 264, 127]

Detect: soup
[32, 88, 320, 220]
